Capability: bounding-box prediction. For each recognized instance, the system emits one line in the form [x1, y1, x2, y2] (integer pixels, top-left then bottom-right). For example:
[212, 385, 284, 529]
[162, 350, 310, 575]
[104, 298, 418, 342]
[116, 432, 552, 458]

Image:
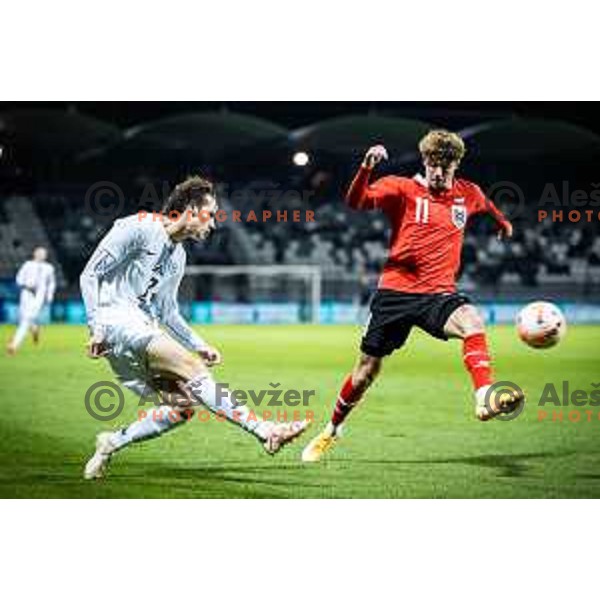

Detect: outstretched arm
[470, 184, 513, 240]
[346, 145, 399, 211]
[160, 256, 222, 367]
[486, 198, 513, 240]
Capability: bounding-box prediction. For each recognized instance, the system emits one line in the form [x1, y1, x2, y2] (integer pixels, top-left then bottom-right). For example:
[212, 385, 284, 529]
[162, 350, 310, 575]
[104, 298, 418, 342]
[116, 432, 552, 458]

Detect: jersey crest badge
[451, 204, 467, 229]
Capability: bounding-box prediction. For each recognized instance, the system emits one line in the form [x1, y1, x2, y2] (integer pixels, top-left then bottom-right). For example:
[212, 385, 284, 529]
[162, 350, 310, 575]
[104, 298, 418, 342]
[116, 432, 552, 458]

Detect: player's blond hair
[418, 130, 466, 166]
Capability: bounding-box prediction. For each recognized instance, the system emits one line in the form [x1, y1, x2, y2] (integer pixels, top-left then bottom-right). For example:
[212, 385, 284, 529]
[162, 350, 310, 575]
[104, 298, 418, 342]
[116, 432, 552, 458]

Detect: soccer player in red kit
[302, 130, 525, 462]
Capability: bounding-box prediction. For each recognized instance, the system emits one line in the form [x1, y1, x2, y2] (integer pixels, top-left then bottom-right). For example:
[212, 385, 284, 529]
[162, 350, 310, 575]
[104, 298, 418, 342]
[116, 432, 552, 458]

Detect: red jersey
[346, 166, 509, 294]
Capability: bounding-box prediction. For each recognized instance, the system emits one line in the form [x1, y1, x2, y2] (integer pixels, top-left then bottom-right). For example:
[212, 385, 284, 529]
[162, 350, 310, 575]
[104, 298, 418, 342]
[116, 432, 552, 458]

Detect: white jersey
[16, 259, 56, 319]
[80, 215, 206, 351]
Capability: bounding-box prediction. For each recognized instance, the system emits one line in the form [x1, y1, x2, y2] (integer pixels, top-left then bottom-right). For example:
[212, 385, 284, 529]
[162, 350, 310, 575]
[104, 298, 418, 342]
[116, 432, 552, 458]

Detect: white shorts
[19, 290, 45, 323]
[102, 307, 164, 398]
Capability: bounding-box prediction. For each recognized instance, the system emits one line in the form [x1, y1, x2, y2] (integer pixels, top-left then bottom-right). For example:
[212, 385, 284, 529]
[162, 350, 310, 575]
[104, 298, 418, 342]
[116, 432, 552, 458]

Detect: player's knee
[462, 308, 485, 336]
[447, 305, 485, 338]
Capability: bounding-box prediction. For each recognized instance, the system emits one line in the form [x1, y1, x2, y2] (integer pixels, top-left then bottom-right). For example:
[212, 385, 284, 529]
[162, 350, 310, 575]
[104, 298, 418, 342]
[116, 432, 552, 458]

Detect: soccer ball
[516, 301, 566, 349]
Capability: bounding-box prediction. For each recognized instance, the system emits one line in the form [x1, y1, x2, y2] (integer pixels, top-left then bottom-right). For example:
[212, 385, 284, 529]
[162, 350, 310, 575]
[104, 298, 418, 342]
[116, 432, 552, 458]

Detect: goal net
[183, 265, 322, 324]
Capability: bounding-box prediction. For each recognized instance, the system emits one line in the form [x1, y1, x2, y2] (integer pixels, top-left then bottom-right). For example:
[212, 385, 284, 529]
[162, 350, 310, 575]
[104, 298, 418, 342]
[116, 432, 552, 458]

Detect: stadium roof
[3, 107, 600, 178]
[121, 111, 288, 153]
[291, 115, 435, 157]
[0, 108, 121, 157]
[465, 118, 600, 159]
[73, 111, 291, 170]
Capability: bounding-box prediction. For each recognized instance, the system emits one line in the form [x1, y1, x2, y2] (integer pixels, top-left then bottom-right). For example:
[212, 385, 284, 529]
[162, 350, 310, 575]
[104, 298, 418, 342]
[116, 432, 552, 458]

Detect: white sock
[326, 422, 342, 437]
[475, 385, 492, 408]
[13, 319, 31, 349]
[109, 405, 186, 450]
[183, 373, 272, 441]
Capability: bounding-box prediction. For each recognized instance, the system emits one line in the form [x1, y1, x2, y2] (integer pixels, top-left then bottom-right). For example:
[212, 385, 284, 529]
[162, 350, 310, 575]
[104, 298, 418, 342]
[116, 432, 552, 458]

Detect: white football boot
[84, 432, 117, 479]
[475, 385, 525, 421]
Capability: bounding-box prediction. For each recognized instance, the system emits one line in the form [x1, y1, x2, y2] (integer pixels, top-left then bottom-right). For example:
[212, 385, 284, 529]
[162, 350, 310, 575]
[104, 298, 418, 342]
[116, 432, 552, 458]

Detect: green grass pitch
[1, 323, 599, 498]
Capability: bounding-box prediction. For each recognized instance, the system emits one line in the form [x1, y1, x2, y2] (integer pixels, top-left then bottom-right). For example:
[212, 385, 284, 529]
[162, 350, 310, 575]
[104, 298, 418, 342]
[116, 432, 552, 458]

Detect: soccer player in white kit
[81, 176, 309, 479]
[7, 247, 56, 355]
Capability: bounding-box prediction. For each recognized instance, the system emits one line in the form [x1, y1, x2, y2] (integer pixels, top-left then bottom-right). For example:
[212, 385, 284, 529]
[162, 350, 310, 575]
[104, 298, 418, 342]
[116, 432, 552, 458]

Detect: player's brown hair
[163, 175, 215, 213]
[419, 130, 466, 166]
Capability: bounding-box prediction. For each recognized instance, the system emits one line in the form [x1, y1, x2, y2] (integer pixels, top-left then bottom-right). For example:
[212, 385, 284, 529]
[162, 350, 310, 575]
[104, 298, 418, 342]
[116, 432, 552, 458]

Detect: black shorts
[360, 289, 471, 357]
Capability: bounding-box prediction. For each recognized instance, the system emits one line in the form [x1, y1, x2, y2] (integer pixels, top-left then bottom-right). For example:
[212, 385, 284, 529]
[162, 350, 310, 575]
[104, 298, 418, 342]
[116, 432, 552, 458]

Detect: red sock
[463, 333, 493, 391]
[331, 374, 363, 428]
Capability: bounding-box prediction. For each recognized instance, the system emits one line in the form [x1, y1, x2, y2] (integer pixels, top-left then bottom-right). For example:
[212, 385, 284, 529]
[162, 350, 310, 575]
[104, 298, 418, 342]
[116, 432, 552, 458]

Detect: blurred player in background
[81, 176, 309, 479]
[7, 246, 56, 355]
[302, 130, 524, 462]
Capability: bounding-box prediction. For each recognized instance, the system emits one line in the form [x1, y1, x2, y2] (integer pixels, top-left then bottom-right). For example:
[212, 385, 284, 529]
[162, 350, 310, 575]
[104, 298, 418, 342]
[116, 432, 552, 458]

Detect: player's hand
[198, 346, 222, 367]
[86, 333, 108, 359]
[363, 145, 388, 169]
[497, 220, 513, 240]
